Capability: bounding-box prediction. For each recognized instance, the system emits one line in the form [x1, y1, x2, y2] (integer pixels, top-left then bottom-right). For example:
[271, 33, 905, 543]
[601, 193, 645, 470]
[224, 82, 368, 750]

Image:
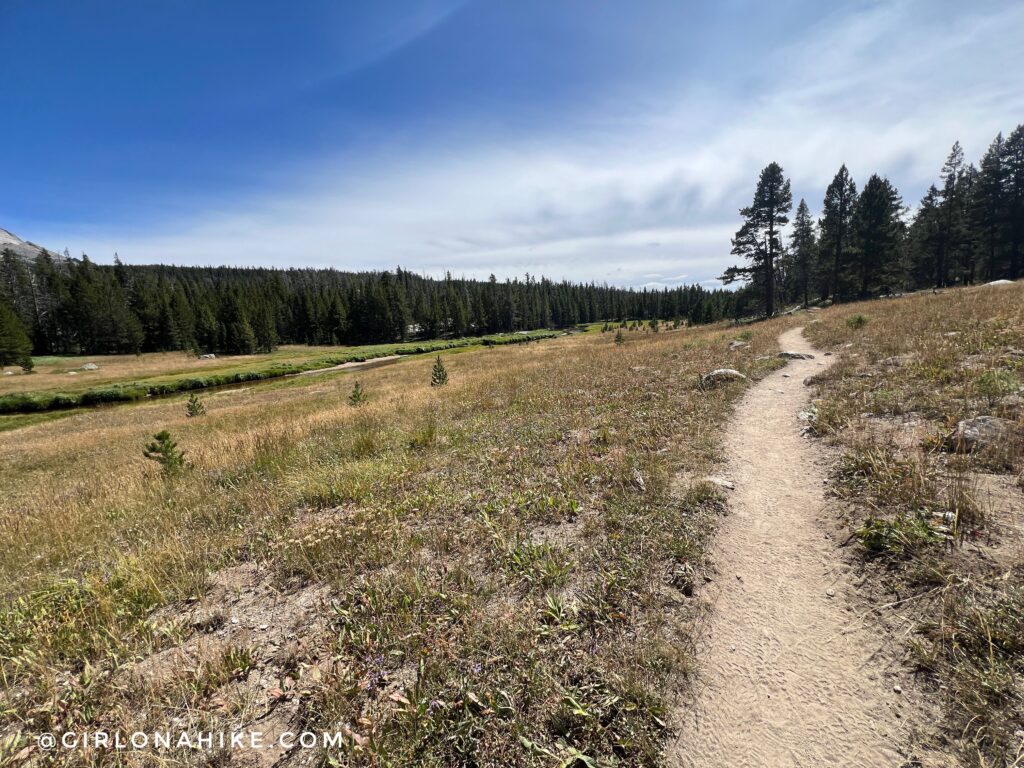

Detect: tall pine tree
[721, 162, 792, 317]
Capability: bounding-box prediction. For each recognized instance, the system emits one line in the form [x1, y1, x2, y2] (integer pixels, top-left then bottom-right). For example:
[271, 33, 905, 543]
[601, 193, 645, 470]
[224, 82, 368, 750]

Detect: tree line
[0, 252, 738, 361]
[723, 124, 1024, 315]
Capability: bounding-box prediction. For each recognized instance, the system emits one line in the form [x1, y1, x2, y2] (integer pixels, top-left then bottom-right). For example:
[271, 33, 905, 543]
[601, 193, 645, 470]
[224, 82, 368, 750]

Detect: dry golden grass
[0, 321, 786, 767]
[804, 281, 1024, 767]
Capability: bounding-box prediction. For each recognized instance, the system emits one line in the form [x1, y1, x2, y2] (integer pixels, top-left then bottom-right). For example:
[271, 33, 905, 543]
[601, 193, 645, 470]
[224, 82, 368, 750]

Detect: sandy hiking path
[669, 327, 919, 767]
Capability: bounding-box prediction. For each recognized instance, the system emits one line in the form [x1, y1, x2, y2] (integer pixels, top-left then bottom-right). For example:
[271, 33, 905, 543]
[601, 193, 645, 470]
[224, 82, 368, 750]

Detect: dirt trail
[670, 327, 913, 767]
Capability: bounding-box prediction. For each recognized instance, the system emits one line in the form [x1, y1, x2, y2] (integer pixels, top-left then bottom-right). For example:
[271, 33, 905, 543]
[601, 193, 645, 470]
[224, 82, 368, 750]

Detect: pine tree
[0, 299, 33, 370]
[348, 380, 367, 406]
[786, 199, 816, 307]
[819, 165, 858, 302]
[143, 430, 185, 477]
[185, 392, 206, 418]
[430, 355, 448, 387]
[1004, 124, 1024, 279]
[721, 162, 792, 316]
[970, 133, 1009, 280]
[614, 328, 624, 344]
[852, 175, 905, 297]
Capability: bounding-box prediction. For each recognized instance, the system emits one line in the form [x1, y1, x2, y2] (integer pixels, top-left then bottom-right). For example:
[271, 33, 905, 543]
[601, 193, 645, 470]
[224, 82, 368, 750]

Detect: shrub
[614, 329, 625, 345]
[185, 392, 206, 418]
[143, 430, 185, 477]
[846, 313, 869, 329]
[430, 356, 448, 387]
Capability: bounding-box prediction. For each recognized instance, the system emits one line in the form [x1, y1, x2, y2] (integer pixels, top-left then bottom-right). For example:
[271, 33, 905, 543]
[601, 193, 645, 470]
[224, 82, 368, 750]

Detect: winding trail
[670, 327, 909, 767]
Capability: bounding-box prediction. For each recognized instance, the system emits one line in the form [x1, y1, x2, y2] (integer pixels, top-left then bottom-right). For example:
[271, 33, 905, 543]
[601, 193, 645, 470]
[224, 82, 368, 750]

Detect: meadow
[0, 332, 558, 416]
[804, 282, 1024, 766]
[0, 319, 784, 766]
[1, 283, 1021, 767]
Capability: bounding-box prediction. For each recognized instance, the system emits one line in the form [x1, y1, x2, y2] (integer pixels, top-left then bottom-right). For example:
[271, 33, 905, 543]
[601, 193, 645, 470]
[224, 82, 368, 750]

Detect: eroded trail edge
[670, 327, 913, 768]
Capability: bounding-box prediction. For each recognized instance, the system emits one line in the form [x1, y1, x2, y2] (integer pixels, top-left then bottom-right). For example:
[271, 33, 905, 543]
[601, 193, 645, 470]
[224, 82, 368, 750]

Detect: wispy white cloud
[45, 0, 1024, 287]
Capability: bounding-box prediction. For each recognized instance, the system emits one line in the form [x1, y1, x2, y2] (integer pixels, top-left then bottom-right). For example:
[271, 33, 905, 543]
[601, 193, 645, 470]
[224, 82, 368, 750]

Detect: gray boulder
[778, 351, 815, 360]
[729, 340, 749, 350]
[199, 353, 217, 360]
[944, 416, 1023, 454]
[701, 368, 749, 387]
[81, 362, 99, 371]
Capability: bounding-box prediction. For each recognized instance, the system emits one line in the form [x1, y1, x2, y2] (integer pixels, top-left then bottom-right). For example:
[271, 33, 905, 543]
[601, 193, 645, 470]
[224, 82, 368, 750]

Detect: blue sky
[2, 0, 1023, 287]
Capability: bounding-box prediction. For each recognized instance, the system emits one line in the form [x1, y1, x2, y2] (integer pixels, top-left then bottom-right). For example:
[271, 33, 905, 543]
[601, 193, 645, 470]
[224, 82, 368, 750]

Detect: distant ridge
[0, 227, 55, 261]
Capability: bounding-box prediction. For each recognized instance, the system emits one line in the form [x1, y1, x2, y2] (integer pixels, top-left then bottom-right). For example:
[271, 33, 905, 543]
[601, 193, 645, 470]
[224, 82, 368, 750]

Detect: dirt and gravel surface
[669, 327, 935, 767]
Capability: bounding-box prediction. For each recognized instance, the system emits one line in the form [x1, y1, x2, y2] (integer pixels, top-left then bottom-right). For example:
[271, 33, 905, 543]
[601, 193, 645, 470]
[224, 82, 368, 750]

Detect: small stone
[825, 588, 836, 598]
[259, 623, 269, 630]
[703, 475, 735, 490]
[230, 617, 239, 625]
[782, 373, 791, 378]
[893, 684, 902, 694]
[700, 368, 749, 387]
[778, 351, 815, 360]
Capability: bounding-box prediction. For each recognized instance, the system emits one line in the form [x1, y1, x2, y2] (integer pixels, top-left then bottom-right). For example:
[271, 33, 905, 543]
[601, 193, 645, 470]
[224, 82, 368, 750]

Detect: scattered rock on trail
[702, 475, 736, 490]
[701, 368, 749, 387]
[778, 351, 815, 360]
[944, 416, 1023, 454]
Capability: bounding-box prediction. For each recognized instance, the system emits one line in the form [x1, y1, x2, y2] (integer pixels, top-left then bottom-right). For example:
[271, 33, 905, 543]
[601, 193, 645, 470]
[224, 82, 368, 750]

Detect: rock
[824, 351, 833, 356]
[199, 353, 217, 360]
[797, 410, 816, 422]
[728, 340, 749, 350]
[2, 371, 13, 376]
[81, 362, 99, 371]
[985, 279, 1013, 286]
[999, 348, 1024, 363]
[943, 331, 960, 337]
[703, 475, 735, 490]
[880, 357, 902, 367]
[68, 371, 78, 375]
[893, 684, 902, 694]
[700, 368, 748, 387]
[778, 351, 814, 360]
[825, 588, 835, 598]
[782, 373, 791, 378]
[629, 365, 648, 372]
[944, 416, 1024, 454]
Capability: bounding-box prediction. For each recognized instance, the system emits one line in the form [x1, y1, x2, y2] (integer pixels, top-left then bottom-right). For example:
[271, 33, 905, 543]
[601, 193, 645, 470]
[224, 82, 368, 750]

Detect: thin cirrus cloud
[15, 0, 1024, 288]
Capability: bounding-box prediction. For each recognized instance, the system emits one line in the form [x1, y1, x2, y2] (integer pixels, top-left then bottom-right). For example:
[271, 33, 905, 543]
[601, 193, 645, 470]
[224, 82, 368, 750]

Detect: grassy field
[0, 332, 559, 415]
[3, 285, 1020, 766]
[804, 282, 1024, 767]
[0, 320, 784, 766]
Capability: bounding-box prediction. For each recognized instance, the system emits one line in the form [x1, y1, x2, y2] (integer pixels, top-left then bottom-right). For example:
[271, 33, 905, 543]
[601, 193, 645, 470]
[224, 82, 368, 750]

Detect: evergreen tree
[721, 162, 792, 316]
[851, 175, 905, 297]
[1004, 124, 1024, 279]
[143, 430, 186, 477]
[785, 199, 816, 307]
[0, 299, 33, 370]
[819, 165, 858, 302]
[970, 133, 1008, 281]
[430, 355, 449, 387]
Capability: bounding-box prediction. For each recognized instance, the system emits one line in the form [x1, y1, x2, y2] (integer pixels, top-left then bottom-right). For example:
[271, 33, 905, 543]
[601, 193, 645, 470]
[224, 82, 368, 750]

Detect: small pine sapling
[348, 380, 367, 406]
[614, 329, 625, 344]
[185, 392, 206, 417]
[143, 430, 186, 476]
[431, 356, 449, 387]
